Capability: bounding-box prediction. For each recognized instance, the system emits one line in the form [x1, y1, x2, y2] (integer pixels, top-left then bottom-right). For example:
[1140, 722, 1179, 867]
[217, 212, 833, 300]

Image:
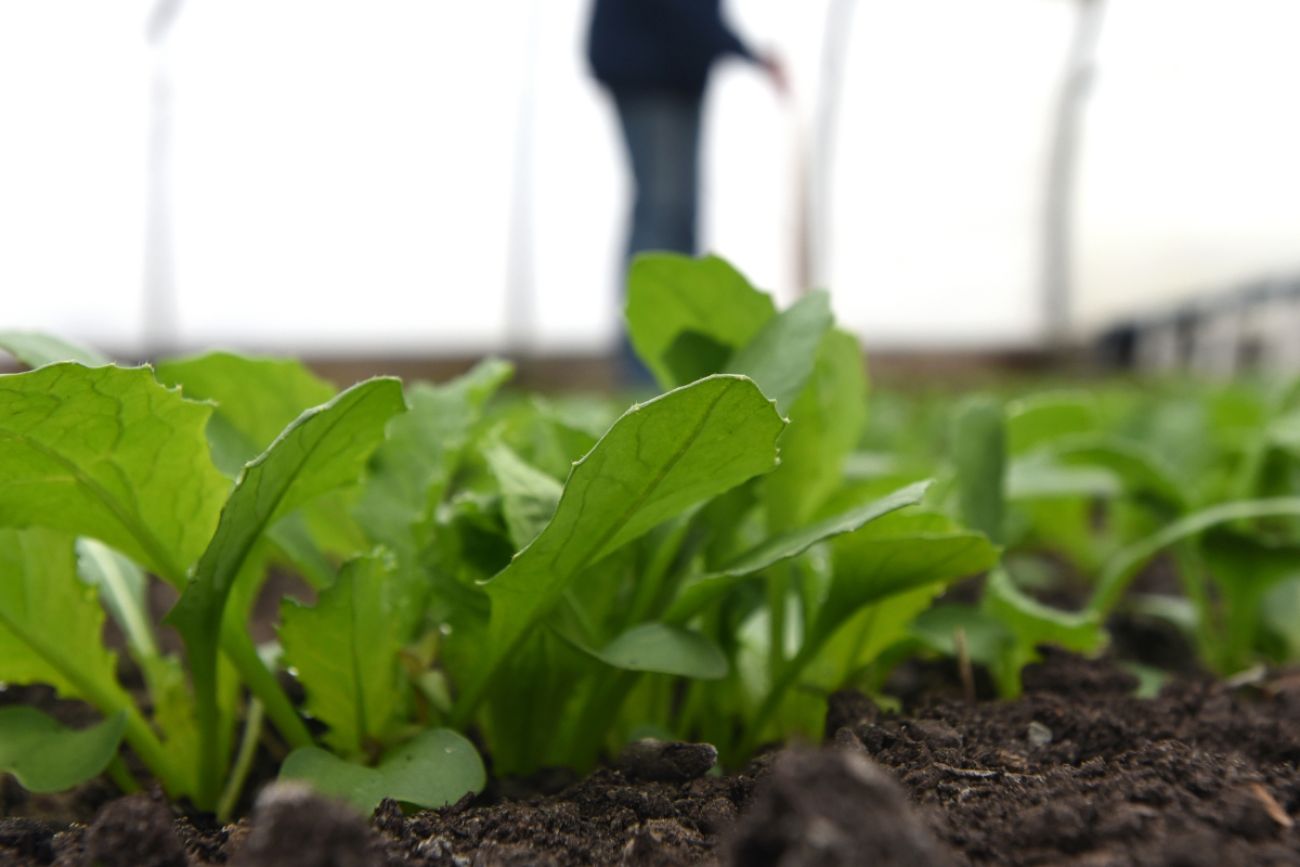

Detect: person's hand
[760, 52, 789, 98]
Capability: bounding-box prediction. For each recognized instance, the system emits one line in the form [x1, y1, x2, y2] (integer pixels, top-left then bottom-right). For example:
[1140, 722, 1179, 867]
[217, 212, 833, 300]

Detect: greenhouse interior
[2, 2, 1300, 865]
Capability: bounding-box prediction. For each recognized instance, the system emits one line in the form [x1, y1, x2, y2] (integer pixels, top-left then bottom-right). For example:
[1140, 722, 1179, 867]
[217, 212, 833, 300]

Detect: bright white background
[1, 0, 1297, 356]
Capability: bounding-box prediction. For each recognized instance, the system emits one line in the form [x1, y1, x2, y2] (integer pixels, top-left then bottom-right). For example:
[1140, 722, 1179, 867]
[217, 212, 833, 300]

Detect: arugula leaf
[0, 363, 228, 583]
[167, 377, 406, 805]
[625, 254, 776, 389]
[0, 707, 126, 793]
[726, 291, 834, 414]
[742, 511, 998, 749]
[355, 360, 512, 556]
[816, 513, 999, 645]
[155, 351, 337, 475]
[281, 728, 485, 815]
[169, 377, 407, 657]
[1046, 435, 1187, 512]
[155, 353, 357, 581]
[984, 567, 1104, 696]
[0, 331, 110, 368]
[911, 603, 1015, 663]
[0, 527, 182, 793]
[75, 538, 156, 660]
[763, 329, 868, 530]
[812, 585, 946, 688]
[482, 440, 563, 549]
[1006, 459, 1121, 500]
[0, 528, 128, 706]
[74, 537, 205, 795]
[951, 395, 1006, 544]
[667, 481, 932, 622]
[1262, 577, 1300, 661]
[1090, 498, 1300, 614]
[280, 552, 406, 757]
[453, 375, 786, 722]
[566, 622, 728, 679]
[1201, 530, 1300, 670]
[1006, 392, 1098, 455]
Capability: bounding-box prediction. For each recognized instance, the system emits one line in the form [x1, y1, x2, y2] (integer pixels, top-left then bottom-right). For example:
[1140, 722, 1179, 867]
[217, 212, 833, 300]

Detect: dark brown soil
[3, 650, 1299, 866]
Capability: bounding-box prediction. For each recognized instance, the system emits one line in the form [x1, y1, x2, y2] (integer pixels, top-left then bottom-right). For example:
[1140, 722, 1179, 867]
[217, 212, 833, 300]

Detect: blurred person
[587, 0, 784, 378]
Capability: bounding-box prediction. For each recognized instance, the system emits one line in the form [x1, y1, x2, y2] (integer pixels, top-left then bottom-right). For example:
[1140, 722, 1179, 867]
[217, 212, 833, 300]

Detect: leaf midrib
[0, 429, 188, 583]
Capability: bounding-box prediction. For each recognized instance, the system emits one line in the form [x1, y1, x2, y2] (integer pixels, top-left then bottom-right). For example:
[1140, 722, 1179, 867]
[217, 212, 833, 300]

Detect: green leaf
[1262, 576, 1300, 661]
[744, 512, 998, 750]
[816, 512, 1000, 646]
[166, 377, 406, 804]
[985, 567, 1103, 652]
[1202, 530, 1300, 595]
[453, 375, 786, 722]
[726, 291, 834, 415]
[0, 364, 229, 583]
[667, 481, 932, 622]
[1046, 435, 1187, 512]
[984, 567, 1104, 696]
[279, 552, 406, 757]
[579, 622, 728, 679]
[266, 512, 337, 590]
[75, 540, 203, 796]
[156, 354, 358, 578]
[1201, 530, 1300, 669]
[1090, 498, 1300, 614]
[0, 708, 125, 793]
[1006, 459, 1121, 500]
[155, 351, 337, 475]
[626, 254, 776, 389]
[0, 332, 110, 368]
[355, 359, 512, 555]
[281, 728, 486, 815]
[0, 528, 127, 704]
[135, 652, 203, 795]
[662, 331, 732, 384]
[811, 585, 945, 688]
[75, 538, 156, 660]
[482, 441, 563, 550]
[0, 527, 182, 793]
[951, 396, 1006, 544]
[763, 329, 868, 530]
[740, 482, 933, 577]
[169, 377, 407, 657]
[1006, 392, 1098, 455]
[911, 603, 1014, 664]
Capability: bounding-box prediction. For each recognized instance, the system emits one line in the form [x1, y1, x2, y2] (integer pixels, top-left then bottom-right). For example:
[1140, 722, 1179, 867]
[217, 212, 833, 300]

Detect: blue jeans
[613, 89, 703, 260]
[612, 89, 703, 383]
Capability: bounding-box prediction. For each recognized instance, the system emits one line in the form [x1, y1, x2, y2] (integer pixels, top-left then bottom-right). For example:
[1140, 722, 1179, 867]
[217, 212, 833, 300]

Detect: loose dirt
[3, 650, 1298, 865]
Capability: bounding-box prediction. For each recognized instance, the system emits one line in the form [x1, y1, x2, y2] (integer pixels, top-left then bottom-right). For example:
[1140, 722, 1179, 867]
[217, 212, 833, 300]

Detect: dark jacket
[587, 0, 755, 96]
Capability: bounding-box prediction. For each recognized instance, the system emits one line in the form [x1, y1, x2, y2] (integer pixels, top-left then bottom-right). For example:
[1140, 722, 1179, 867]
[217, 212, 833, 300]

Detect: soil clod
[722, 748, 949, 867]
[230, 782, 379, 867]
[616, 739, 718, 783]
[0, 817, 58, 864]
[83, 792, 188, 867]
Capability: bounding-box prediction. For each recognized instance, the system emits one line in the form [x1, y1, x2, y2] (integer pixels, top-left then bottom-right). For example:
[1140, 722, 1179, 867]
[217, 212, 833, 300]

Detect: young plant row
[914, 381, 1300, 693]
[2, 255, 1297, 817]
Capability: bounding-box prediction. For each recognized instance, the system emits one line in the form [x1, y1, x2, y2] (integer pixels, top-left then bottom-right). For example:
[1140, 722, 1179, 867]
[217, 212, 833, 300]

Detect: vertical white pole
[800, 0, 857, 294]
[1041, 0, 1106, 344]
[143, 0, 186, 357]
[504, 0, 542, 360]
